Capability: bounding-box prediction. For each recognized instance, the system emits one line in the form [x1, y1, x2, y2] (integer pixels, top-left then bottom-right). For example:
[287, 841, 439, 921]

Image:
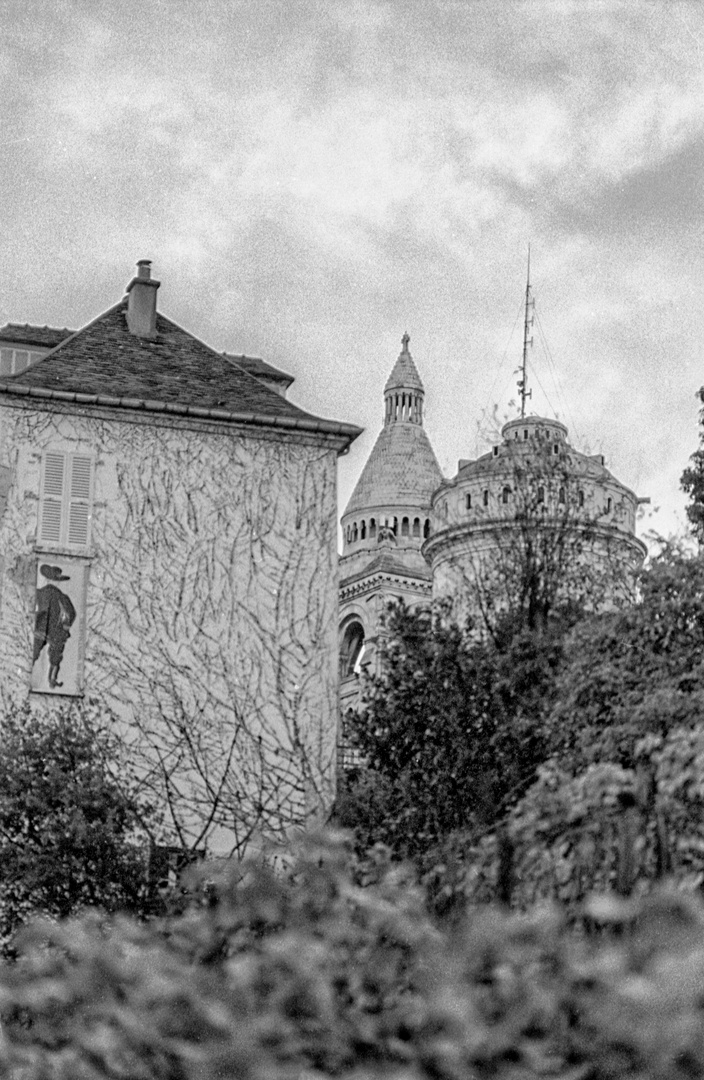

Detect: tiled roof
[340, 548, 432, 590]
[0, 300, 361, 444]
[223, 352, 294, 387]
[0, 324, 76, 348]
[344, 421, 443, 516]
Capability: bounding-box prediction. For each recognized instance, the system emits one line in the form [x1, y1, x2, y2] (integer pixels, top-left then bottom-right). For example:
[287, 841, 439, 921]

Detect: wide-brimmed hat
[39, 564, 70, 582]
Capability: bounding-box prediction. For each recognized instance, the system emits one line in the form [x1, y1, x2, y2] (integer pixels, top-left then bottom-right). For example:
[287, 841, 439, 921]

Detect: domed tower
[424, 413, 647, 630]
[338, 334, 443, 712]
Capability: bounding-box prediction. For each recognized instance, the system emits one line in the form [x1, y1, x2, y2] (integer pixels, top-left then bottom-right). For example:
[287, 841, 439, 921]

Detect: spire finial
[518, 245, 534, 419]
[401, 331, 410, 352]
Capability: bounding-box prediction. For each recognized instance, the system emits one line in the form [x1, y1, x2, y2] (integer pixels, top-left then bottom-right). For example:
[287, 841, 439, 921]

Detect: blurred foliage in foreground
[4, 830, 704, 1079]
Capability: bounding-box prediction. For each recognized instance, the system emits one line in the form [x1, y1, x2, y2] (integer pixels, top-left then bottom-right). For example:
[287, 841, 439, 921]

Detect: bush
[0, 701, 164, 946]
[4, 829, 704, 1078]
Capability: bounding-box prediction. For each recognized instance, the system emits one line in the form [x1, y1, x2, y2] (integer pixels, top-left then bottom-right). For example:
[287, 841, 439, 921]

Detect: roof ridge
[0, 299, 362, 452]
[17, 300, 126, 366]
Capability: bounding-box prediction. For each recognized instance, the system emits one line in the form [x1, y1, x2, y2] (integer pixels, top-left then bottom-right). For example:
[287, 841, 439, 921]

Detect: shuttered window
[38, 452, 94, 548]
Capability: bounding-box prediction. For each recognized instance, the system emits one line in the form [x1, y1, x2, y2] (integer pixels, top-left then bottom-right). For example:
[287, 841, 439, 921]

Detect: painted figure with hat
[33, 564, 76, 689]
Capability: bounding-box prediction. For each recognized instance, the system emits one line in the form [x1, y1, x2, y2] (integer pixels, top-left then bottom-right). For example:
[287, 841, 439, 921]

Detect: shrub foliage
[4, 831, 704, 1079]
[0, 702, 162, 942]
[339, 547, 704, 911]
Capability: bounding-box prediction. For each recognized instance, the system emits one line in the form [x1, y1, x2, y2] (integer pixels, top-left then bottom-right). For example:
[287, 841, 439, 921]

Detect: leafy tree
[0, 701, 163, 941]
[546, 542, 704, 773]
[335, 601, 571, 866]
[681, 385, 704, 542]
[448, 545, 704, 908]
[338, 546, 704, 908]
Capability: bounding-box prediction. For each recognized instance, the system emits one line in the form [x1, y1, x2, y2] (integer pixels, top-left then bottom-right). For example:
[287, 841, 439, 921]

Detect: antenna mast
[518, 245, 534, 418]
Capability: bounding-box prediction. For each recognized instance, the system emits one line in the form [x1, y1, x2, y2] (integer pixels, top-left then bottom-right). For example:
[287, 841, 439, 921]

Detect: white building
[0, 261, 361, 854]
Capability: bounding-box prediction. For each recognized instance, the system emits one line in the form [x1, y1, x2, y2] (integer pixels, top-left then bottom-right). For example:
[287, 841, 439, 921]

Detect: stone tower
[338, 334, 443, 715]
[424, 413, 647, 629]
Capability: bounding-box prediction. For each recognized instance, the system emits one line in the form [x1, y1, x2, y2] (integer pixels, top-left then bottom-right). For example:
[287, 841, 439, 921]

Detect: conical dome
[341, 336, 443, 579]
[384, 331, 424, 394]
[344, 423, 443, 515]
[345, 334, 442, 516]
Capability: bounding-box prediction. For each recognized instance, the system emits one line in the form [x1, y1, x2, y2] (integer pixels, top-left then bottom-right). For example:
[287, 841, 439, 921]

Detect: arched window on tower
[340, 621, 365, 679]
[578, 490, 585, 508]
[558, 487, 566, 504]
[537, 486, 545, 504]
[502, 486, 511, 505]
[401, 517, 409, 536]
[423, 518, 430, 538]
[412, 517, 420, 537]
[352, 523, 358, 542]
[369, 518, 376, 539]
[466, 493, 472, 510]
[483, 489, 489, 507]
[360, 520, 366, 539]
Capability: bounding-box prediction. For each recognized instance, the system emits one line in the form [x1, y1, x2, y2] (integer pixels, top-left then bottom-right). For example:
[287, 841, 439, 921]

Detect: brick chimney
[126, 260, 160, 338]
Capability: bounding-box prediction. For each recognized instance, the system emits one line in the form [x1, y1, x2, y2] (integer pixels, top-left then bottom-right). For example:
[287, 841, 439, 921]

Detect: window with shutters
[38, 452, 94, 549]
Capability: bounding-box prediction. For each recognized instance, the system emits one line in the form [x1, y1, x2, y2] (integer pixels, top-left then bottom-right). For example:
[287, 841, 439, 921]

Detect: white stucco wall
[0, 402, 340, 854]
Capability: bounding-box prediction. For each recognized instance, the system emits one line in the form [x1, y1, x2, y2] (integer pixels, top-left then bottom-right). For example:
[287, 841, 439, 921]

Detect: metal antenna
[518, 245, 534, 418]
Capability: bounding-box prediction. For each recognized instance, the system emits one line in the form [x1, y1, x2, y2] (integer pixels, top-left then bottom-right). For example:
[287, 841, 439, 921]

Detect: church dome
[344, 334, 443, 516]
[340, 334, 444, 578]
[344, 423, 443, 515]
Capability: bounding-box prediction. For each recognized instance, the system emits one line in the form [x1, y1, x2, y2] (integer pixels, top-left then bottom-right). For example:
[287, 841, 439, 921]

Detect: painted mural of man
[33, 565, 76, 689]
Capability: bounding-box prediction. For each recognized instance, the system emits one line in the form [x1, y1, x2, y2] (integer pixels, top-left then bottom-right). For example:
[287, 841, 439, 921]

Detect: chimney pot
[126, 259, 160, 338]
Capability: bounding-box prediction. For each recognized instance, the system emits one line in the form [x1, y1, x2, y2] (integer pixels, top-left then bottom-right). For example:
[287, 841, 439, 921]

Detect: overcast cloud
[2, 0, 703, 540]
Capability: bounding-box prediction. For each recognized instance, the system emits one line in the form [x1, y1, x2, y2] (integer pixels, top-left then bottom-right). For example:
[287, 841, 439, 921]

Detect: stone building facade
[339, 342, 647, 726]
[426, 414, 647, 627]
[0, 261, 361, 854]
[338, 335, 443, 728]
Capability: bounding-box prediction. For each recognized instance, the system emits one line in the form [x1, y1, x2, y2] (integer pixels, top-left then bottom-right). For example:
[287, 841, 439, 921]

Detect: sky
[2, 0, 704, 546]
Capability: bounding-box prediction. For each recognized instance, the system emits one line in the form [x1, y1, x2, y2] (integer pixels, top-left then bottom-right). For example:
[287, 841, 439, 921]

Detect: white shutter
[38, 452, 94, 548]
[39, 452, 66, 544]
[67, 455, 92, 546]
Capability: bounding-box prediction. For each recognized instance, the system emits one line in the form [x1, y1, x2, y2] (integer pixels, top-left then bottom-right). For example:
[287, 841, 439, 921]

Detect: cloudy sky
[3, 0, 704, 544]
